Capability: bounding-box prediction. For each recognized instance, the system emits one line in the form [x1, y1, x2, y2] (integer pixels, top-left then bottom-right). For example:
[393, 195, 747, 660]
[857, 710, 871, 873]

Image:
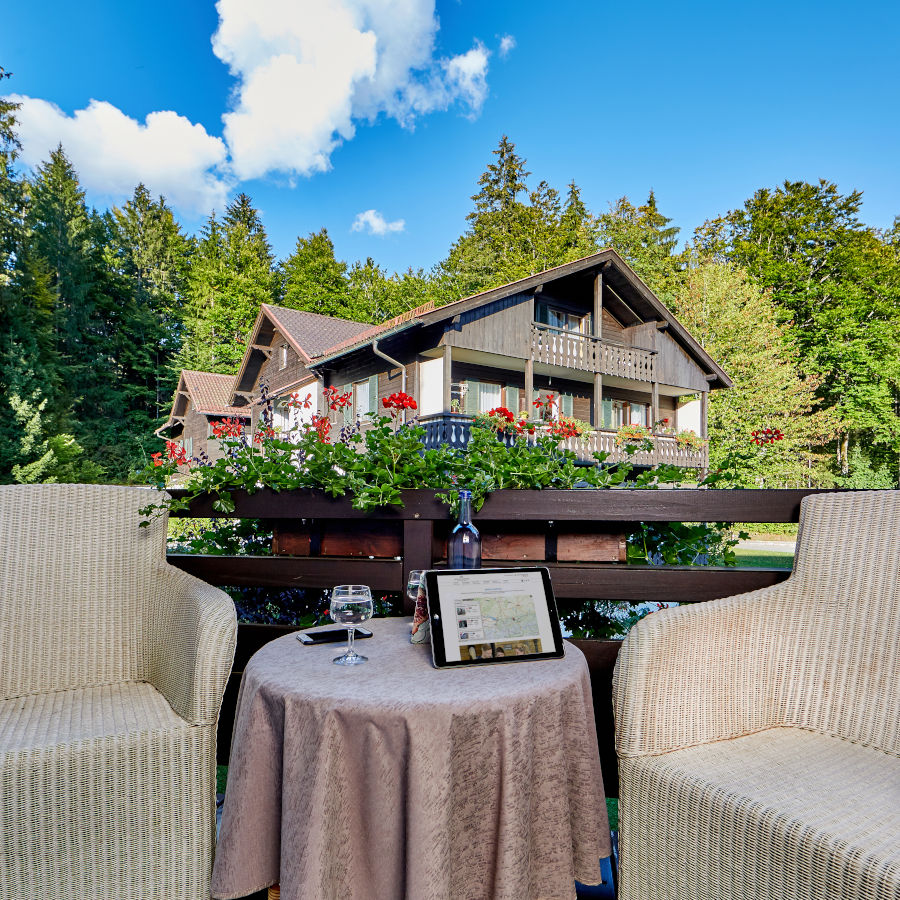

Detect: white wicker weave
[612, 490, 900, 900]
[0, 484, 237, 900]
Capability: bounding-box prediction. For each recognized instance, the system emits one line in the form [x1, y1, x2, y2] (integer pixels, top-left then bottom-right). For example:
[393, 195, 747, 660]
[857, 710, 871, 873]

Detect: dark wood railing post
[402, 518, 435, 614]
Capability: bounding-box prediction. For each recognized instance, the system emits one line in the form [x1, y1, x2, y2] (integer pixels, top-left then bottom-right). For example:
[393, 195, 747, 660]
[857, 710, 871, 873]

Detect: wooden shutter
[368, 375, 378, 415]
[560, 393, 574, 417]
[601, 399, 613, 429]
[464, 380, 480, 415]
[504, 386, 518, 412]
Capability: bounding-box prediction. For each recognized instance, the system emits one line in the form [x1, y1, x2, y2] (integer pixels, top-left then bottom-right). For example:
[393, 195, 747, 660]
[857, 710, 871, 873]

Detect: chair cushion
[620, 727, 900, 900]
[0, 681, 186, 752]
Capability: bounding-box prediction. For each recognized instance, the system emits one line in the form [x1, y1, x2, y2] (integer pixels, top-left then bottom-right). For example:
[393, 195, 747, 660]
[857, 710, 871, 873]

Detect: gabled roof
[155, 370, 249, 436]
[309, 250, 732, 389]
[231, 304, 371, 398]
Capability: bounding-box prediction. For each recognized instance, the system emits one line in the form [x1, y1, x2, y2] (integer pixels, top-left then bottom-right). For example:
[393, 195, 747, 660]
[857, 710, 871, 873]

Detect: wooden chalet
[304, 251, 730, 468]
[156, 370, 249, 463]
[228, 305, 372, 431]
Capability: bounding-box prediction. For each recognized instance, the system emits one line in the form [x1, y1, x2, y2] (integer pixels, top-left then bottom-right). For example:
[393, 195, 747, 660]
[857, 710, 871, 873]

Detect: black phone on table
[296, 627, 373, 644]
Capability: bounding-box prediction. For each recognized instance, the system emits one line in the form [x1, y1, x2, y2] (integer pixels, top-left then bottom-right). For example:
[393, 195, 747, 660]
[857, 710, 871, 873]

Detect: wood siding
[441, 292, 534, 358]
[623, 323, 709, 392]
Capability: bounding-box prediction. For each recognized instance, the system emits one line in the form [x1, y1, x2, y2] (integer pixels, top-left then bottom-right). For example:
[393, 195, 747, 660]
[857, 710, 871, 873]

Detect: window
[279, 343, 288, 369]
[536, 301, 592, 335]
[353, 375, 378, 420]
[456, 379, 502, 415]
[602, 399, 649, 429]
[533, 390, 574, 421]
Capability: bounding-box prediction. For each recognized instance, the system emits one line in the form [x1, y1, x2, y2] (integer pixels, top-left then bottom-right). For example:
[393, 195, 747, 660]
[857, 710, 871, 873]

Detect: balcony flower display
[674, 429, 707, 453]
[615, 423, 653, 447]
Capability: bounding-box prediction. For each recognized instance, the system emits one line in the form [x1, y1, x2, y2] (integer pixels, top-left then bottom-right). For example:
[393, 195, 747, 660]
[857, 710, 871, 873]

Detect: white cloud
[7, 95, 230, 214]
[213, 0, 492, 179]
[499, 35, 516, 58]
[352, 209, 405, 236]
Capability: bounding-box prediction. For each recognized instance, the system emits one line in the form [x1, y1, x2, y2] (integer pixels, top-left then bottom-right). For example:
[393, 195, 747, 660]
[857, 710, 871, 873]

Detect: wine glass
[406, 570, 425, 610]
[330, 584, 374, 666]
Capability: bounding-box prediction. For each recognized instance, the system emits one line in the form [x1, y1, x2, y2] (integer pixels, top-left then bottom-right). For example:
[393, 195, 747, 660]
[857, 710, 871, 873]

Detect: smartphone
[296, 627, 373, 644]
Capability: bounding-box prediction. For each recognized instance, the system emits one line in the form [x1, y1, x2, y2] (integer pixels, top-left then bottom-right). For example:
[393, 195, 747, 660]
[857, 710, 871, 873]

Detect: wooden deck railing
[531, 323, 656, 381]
[169, 487, 837, 793]
[419, 413, 708, 469]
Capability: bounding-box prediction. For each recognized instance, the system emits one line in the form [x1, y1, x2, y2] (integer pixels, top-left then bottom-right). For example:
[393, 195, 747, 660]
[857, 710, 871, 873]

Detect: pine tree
[182, 194, 277, 372]
[596, 192, 683, 301]
[280, 228, 361, 319]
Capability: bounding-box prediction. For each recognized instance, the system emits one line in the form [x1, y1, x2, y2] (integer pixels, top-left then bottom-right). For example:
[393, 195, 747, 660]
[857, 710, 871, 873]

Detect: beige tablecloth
[211, 617, 610, 900]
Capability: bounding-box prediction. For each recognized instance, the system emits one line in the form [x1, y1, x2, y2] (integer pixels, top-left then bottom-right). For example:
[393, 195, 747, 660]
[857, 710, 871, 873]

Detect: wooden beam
[170, 486, 843, 523]
[593, 373, 603, 428]
[651, 381, 659, 428]
[442, 344, 452, 411]
[656, 321, 669, 331]
[251, 343, 274, 358]
[593, 272, 603, 339]
[525, 356, 534, 413]
[700, 391, 708, 439]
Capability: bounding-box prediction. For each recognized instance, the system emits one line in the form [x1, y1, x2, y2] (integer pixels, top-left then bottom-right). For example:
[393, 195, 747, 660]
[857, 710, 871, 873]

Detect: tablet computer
[424, 567, 564, 668]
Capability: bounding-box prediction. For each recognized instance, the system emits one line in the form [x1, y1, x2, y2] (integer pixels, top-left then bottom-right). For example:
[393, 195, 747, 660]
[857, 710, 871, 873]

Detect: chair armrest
[146, 564, 237, 725]
[613, 582, 796, 757]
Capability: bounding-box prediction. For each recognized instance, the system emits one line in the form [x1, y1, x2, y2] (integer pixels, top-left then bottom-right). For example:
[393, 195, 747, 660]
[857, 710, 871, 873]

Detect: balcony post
[593, 272, 603, 427]
[442, 344, 452, 412]
[525, 356, 534, 414]
[651, 381, 659, 430]
[700, 390, 708, 439]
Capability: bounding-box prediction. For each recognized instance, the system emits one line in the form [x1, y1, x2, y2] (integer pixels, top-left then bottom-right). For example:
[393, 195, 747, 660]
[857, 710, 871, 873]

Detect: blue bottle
[448, 489, 481, 568]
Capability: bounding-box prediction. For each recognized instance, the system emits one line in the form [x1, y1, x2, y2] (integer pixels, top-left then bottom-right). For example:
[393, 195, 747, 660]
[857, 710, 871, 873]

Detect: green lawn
[733, 548, 794, 569]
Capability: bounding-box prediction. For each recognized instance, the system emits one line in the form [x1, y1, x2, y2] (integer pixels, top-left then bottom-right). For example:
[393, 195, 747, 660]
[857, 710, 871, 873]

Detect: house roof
[231, 304, 372, 398]
[155, 370, 249, 437]
[308, 250, 732, 389]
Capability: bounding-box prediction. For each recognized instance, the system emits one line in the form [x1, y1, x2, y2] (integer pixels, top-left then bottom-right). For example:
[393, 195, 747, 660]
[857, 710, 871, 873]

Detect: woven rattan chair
[613, 490, 900, 900]
[0, 484, 236, 899]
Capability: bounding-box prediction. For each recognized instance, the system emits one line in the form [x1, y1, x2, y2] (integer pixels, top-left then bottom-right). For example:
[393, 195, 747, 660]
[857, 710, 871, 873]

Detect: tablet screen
[425, 567, 564, 667]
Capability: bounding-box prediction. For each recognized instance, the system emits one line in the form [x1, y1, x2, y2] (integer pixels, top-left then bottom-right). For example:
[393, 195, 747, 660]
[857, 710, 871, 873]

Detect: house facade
[161, 251, 730, 470]
[155, 370, 249, 463]
[302, 251, 730, 469]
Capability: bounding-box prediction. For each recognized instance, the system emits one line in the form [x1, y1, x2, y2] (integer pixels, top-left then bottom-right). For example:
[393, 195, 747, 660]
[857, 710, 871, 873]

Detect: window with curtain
[602, 398, 649, 428]
[536, 301, 592, 335]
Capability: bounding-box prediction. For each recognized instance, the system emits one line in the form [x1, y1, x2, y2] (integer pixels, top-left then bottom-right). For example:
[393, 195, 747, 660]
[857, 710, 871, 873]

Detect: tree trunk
[840, 433, 850, 476]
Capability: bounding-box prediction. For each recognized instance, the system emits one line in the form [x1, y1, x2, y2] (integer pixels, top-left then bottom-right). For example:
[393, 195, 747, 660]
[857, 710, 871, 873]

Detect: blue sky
[3, 1, 898, 274]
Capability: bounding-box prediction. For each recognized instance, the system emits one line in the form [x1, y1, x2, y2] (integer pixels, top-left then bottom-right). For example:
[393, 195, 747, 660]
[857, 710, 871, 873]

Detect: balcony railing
[419, 413, 708, 469]
[169, 486, 842, 794]
[531, 323, 656, 382]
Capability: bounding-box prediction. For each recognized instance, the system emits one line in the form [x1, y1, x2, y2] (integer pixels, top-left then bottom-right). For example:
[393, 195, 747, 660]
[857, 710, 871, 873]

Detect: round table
[211, 617, 610, 900]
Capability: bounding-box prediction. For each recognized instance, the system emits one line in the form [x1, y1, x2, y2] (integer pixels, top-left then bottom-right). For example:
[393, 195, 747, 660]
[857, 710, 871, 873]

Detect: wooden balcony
[419, 413, 708, 469]
[531, 323, 656, 382]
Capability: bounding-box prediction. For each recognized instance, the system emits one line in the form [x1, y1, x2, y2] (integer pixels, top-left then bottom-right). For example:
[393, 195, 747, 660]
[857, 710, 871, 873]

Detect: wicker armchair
[0, 484, 236, 900]
[613, 490, 900, 900]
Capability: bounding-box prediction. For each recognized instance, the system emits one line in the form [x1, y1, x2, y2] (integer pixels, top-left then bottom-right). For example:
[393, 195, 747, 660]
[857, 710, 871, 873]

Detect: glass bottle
[448, 489, 481, 568]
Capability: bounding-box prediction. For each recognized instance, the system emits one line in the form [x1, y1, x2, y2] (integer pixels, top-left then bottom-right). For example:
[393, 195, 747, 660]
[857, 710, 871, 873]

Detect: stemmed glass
[407, 570, 426, 610]
[330, 585, 374, 666]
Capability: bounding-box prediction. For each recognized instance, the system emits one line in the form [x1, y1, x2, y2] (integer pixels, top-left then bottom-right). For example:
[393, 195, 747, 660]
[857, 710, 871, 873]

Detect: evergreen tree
[596, 192, 682, 301]
[280, 228, 361, 319]
[559, 181, 598, 260]
[107, 185, 191, 424]
[182, 194, 277, 372]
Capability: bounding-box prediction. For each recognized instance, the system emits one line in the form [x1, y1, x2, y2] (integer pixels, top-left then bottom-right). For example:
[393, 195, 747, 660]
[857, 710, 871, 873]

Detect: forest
[2, 86, 899, 489]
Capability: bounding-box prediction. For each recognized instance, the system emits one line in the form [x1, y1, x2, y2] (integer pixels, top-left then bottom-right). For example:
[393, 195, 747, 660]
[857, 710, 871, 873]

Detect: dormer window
[536, 301, 592, 335]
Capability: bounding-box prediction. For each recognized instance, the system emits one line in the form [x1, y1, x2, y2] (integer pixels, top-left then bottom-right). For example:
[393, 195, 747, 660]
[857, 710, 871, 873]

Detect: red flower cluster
[532, 393, 558, 411]
[310, 414, 331, 442]
[752, 428, 785, 446]
[324, 386, 353, 411]
[164, 441, 188, 466]
[484, 407, 535, 435]
[548, 418, 582, 439]
[382, 392, 417, 411]
[254, 426, 275, 444]
[288, 392, 313, 410]
[150, 452, 165, 467]
[211, 417, 244, 438]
